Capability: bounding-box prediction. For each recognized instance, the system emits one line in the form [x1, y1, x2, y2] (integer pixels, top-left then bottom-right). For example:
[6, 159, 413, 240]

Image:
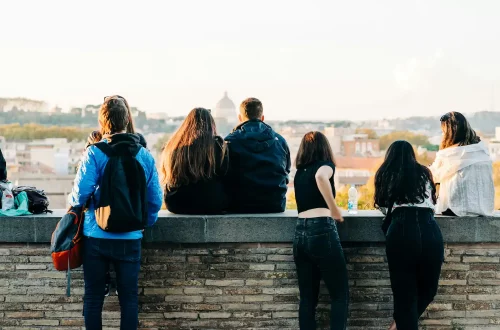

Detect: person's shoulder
[214, 135, 224, 145]
[273, 131, 288, 145]
[225, 126, 246, 142]
[316, 160, 336, 171]
[136, 147, 155, 166]
[224, 130, 236, 141]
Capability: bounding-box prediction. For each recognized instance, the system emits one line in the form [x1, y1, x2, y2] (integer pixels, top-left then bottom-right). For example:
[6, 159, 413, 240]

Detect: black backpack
[12, 186, 51, 214]
[93, 141, 148, 233]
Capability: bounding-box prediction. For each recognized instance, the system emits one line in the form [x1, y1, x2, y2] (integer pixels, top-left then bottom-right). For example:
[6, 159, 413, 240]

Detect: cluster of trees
[0, 124, 90, 141]
[354, 128, 438, 152]
[0, 109, 179, 134]
[379, 131, 433, 150]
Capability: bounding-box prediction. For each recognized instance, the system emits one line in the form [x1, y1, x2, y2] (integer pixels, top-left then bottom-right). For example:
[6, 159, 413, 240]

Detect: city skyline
[1, 0, 499, 120]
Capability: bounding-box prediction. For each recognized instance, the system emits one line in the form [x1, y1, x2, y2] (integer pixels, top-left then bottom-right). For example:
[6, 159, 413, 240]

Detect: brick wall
[0, 242, 499, 329]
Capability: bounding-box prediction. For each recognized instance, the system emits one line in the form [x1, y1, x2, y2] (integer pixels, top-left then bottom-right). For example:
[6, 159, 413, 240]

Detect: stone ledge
[0, 210, 499, 243]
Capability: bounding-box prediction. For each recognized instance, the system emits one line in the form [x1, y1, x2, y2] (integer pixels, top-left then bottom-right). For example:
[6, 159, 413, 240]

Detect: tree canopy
[0, 124, 90, 141]
[379, 131, 430, 150]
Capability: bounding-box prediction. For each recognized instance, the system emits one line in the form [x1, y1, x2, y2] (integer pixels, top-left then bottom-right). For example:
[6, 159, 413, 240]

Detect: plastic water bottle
[348, 185, 358, 214]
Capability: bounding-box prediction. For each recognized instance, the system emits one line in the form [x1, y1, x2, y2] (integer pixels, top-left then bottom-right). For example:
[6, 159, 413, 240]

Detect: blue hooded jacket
[225, 120, 290, 213]
[68, 134, 163, 239]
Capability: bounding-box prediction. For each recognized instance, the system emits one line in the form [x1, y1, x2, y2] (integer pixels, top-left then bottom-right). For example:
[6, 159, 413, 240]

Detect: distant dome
[213, 91, 236, 121]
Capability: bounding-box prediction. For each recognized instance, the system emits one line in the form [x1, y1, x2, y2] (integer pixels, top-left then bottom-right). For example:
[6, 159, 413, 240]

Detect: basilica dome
[213, 91, 236, 121]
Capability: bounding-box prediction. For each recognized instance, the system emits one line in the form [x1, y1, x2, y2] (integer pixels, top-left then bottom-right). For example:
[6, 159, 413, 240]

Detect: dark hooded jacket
[225, 120, 290, 213]
[0, 148, 6, 181]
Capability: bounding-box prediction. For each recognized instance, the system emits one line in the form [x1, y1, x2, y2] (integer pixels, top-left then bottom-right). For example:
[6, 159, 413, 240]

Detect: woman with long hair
[375, 140, 444, 330]
[293, 131, 348, 330]
[430, 111, 494, 216]
[161, 107, 229, 214]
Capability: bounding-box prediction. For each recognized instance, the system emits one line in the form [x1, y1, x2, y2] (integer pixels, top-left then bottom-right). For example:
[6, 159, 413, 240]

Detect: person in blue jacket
[68, 95, 163, 330]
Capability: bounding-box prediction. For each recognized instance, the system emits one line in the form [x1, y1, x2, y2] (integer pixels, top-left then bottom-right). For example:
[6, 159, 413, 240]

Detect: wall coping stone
[0, 210, 499, 243]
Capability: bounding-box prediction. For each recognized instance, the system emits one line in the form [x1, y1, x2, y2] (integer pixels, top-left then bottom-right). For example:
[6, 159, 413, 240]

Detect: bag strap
[66, 257, 71, 297]
[94, 142, 116, 157]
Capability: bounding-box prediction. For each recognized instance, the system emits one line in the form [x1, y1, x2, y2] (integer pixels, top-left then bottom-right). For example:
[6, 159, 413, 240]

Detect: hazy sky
[0, 0, 499, 120]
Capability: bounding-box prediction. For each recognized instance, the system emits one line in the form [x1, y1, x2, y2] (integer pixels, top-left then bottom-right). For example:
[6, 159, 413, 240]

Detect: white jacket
[429, 141, 494, 216]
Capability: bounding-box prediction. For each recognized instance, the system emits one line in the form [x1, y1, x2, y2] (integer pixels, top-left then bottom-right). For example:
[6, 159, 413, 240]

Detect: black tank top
[294, 161, 336, 213]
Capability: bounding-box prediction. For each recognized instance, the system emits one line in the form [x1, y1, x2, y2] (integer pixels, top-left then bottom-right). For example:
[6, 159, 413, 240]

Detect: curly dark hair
[374, 140, 436, 207]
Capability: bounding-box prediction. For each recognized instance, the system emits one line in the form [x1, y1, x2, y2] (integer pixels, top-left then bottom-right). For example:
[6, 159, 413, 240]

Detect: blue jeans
[83, 237, 141, 330]
[293, 217, 349, 330]
[386, 208, 444, 330]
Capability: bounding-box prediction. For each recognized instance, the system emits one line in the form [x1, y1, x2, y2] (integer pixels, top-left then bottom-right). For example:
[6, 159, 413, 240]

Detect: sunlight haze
[1, 0, 499, 120]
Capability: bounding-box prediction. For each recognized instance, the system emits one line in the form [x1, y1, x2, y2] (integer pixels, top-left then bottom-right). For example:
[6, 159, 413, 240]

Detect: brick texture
[0, 242, 499, 329]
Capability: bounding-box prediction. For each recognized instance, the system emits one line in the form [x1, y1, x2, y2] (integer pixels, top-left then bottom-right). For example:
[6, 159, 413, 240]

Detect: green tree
[422, 143, 439, 152]
[379, 131, 430, 150]
[0, 124, 89, 141]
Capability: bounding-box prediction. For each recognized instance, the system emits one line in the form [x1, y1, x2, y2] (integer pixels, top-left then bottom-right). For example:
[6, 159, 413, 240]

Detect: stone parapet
[0, 211, 499, 329]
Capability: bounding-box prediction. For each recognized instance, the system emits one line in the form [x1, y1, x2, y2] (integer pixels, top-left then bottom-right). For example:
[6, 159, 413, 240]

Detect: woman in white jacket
[430, 112, 494, 216]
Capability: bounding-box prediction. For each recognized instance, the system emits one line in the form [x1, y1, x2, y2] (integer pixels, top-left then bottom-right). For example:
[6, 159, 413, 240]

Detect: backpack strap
[94, 142, 116, 157]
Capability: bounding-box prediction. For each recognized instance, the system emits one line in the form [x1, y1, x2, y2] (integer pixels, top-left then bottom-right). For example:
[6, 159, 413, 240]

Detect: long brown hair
[295, 131, 336, 169]
[440, 111, 480, 150]
[98, 96, 130, 135]
[161, 108, 225, 187]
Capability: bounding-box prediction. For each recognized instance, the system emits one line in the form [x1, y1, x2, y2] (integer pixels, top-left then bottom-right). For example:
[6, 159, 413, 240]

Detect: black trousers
[386, 207, 444, 330]
[293, 217, 349, 330]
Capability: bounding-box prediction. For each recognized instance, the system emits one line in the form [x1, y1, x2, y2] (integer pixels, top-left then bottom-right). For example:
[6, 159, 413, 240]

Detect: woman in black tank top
[293, 131, 348, 330]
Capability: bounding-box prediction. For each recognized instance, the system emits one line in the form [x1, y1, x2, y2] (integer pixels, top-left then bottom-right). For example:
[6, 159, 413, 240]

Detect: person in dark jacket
[225, 98, 290, 213]
[161, 108, 229, 214]
[0, 147, 6, 181]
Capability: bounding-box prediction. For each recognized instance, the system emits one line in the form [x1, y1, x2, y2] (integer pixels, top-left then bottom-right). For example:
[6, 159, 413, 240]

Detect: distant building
[213, 92, 237, 136]
[147, 112, 169, 120]
[341, 134, 380, 157]
[1, 138, 82, 176]
[335, 156, 384, 188]
[0, 98, 49, 112]
[324, 127, 355, 155]
[49, 105, 63, 114]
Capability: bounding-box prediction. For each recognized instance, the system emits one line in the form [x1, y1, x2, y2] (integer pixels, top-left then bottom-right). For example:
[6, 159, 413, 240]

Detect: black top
[294, 161, 336, 213]
[224, 119, 291, 213]
[165, 136, 230, 215]
[0, 148, 7, 181]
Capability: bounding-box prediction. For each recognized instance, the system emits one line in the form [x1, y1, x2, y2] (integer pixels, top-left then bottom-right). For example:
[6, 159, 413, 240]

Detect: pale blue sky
[0, 0, 499, 120]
